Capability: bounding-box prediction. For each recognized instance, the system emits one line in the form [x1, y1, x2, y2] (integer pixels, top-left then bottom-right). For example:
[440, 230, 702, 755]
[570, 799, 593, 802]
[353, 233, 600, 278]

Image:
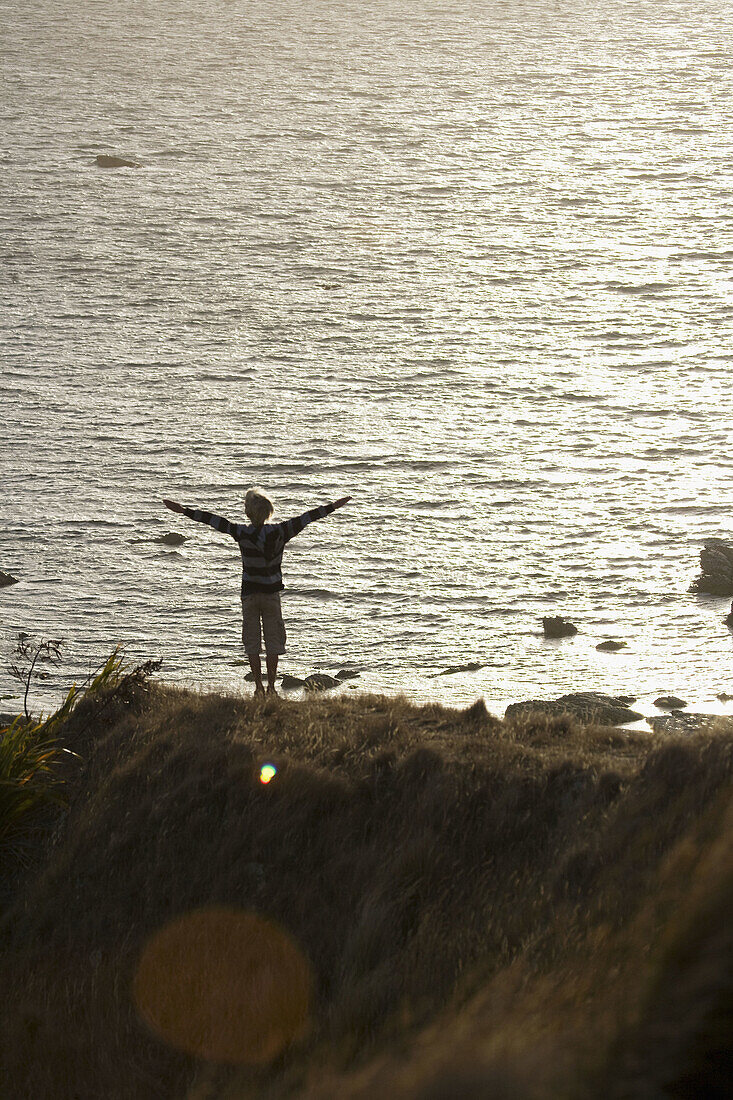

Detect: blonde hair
[245, 487, 273, 526]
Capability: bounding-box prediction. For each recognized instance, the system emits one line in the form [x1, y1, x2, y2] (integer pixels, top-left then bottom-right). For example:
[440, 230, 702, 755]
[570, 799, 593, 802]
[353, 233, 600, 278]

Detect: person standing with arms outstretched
[163, 489, 351, 697]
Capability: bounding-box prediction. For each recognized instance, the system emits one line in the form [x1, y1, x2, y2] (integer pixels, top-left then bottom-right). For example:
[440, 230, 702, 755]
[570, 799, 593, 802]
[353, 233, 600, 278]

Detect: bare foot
[266, 685, 279, 696]
[254, 685, 265, 698]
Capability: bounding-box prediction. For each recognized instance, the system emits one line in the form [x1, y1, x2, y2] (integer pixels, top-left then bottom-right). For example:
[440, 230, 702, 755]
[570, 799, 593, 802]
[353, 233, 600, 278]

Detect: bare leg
[248, 654, 265, 696]
[266, 653, 279, 694]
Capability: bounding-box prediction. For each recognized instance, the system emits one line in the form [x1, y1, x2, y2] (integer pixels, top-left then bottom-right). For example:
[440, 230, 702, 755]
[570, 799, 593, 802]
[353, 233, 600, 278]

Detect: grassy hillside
[1, 676, 731, 1099]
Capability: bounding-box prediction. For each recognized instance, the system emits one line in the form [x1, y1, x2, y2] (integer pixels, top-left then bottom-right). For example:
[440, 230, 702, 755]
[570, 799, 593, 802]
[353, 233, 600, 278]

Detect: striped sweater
[179, 501, 340, 596]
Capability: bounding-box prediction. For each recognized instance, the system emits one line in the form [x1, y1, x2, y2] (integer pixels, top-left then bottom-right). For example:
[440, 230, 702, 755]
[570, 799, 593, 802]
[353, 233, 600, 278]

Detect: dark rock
[646, 712, 720, 735]
[436, 661, 484, 675]
[335, 669, 360, 680]
[725, 601, 733, 628]
[158, 532, 187, 546]
[0, 712, 21, 727]
[0, 571, 19, 587]
[691, 538, 733, 596]
[596, 639, 627, 652]
[95, 154, 141, 168]
[244, 671, 306, 689]
[542, 616, 578, 638]
[654, 695, 688, 710]
[505, 691, 644, 726]
[304, 673, 340, 692]
[281, 674, 307, 690]
[716, 692, 733, 702]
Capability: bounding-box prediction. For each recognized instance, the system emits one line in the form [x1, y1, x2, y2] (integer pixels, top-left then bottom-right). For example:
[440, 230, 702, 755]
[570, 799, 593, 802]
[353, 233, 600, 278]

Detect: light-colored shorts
[241, 592, 286, 656]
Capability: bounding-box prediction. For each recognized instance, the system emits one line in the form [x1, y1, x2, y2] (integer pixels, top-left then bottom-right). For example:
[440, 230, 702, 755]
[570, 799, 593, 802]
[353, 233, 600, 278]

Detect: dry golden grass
[1, 680, 731, 1099]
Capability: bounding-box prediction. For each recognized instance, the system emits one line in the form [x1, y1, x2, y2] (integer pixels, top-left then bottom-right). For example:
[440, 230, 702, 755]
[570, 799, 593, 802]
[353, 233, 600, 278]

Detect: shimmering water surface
[2, 0, 732, 715]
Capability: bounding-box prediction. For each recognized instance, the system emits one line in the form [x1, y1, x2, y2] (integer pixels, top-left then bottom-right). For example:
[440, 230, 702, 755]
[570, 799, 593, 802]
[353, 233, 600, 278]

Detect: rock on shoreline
[505, 692, 644, 726]
[280, 674, 307, 690]
[646, 712, 721, 735]
[654, 695, 687, 710]
[243, 671, 355, 691]
[304, 673, 341, 692]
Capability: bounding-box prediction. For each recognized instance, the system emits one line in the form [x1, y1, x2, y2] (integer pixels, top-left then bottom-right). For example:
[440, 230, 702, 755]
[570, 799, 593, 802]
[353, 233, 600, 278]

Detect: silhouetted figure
[163, 489, 351, 696]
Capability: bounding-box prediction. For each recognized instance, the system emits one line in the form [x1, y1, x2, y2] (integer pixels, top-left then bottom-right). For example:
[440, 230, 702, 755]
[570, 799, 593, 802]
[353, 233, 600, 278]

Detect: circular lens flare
[132, 907, 312, 1064]
[259, 764, 277, 784]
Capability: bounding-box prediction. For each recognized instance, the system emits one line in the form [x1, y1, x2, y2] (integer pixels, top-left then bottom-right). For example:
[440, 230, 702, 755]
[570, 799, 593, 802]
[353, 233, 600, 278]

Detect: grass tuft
[0, 715, 63, 861]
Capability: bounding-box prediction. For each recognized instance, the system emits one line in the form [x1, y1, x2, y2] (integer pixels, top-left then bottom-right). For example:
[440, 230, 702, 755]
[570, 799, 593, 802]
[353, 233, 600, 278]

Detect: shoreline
[4, 663, 733, 732]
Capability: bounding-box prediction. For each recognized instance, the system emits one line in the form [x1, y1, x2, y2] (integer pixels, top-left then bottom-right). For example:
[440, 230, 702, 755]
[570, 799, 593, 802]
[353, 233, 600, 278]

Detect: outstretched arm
[163, 499, 241, 539]
[277, 495, 352, 545]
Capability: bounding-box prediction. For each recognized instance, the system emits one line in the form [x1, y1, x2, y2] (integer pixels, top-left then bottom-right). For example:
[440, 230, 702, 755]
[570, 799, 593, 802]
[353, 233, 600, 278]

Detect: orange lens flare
[132, 907, 312, 1064]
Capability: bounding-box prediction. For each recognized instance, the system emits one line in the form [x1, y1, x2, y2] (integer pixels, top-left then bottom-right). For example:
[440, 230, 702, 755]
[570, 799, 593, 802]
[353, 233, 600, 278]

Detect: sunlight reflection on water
[1, 0, 732, 714]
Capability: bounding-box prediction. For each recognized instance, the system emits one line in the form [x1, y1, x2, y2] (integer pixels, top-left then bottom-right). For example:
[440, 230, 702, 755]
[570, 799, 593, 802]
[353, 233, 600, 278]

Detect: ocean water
[2, 0, 732, 717]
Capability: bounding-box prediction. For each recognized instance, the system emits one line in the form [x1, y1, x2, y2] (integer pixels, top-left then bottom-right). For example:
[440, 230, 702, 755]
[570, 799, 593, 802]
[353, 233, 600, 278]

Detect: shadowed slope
[1, 683, 731, 1099]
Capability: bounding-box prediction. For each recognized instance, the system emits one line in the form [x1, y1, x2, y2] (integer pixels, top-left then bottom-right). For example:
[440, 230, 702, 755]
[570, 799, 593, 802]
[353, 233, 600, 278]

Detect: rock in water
[335, 669, 360, 680]
[304, 673, 340, 692]
[725, 601, 733, 628]
[158, 532, 187, 546]
[95, 154, 141, 168]
[691, 538, 733, 596]
[654, 695, 688, 709]
[542, 616, 578, 638]
[596, 639, 627, 652]
[0, 571, 19, 587]
[505, 691, 644, 725]
[436, 661, 484, 675]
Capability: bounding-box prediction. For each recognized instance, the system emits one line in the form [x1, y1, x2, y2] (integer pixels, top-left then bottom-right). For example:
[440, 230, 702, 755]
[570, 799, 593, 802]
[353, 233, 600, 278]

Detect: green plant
[0, 713, 64, 855]
[1, 644, 161, 863]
